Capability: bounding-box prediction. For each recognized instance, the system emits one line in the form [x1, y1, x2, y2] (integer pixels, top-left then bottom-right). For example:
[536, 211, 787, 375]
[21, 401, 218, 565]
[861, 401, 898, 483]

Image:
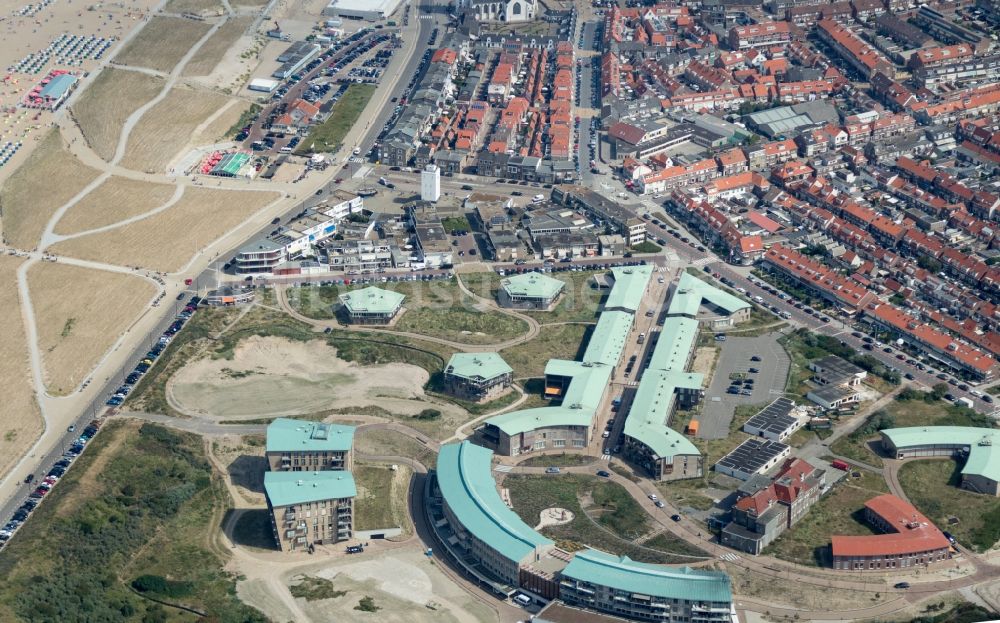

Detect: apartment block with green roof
[265, 470, 357, 552]
[667, 272, 751, 329]
[265, 418, 356, 472]
[881, 426, 1000, 496]
[498, 272, 565, 309]
[338, 286, 405, 324]
[443, 352, 514, 402]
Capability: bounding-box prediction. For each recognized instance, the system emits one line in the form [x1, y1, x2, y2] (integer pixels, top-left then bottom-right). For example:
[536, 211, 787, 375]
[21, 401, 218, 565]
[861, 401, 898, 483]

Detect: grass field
[898, 459, 1000, 551]
[51, 186, 281, 273]
[53, 176, 175, 235]
[353, 463, 412, 533]
[164, 0, 224, 15]
[192, 99, 250, 145]
[501, 323, 589, 379]
[28, 262, 157, 395]
[183, 16, 252, 77]
[462, 269, 608, 325]
[296, 84, 376, 155]
[0, 420, 266, 622]
[0, 130, 101, 248]
[114, 16, 212, 73]
[123, 86, 235, 172]
[519, 453, 597, 467]
[765, 469, 888, 566]
[0, 257, 43, 483]
[353, 429, 437, 468]
[505, 474, 705, 563]
[71, 67, 164, 161]
[287, 280, 529, 345]
[830, 397, 993, 468]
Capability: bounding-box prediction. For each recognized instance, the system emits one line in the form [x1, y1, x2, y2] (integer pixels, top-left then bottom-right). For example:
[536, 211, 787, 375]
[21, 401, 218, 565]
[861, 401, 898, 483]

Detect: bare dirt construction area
[184, 16, 255, 78]
[122, 86, 236, 172]
[70, 67, 164, 162]
[27, 262, 157, 395]
[50, 186, 281, 273]
[0, 130, 101, 249]
[0, 256, 43, 481]
[53, 176, 175, 235]
[236, 546, 497, 623]
[168, 335, 437, 418]
[113, 16, 212, 73]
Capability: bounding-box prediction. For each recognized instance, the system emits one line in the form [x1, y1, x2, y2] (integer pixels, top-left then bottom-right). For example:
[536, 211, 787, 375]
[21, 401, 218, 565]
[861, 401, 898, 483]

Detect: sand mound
[168, 336, 430, 418]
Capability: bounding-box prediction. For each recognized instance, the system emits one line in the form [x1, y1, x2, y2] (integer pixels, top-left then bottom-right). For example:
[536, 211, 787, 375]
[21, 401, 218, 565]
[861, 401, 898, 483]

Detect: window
[553, 439, 566, 448]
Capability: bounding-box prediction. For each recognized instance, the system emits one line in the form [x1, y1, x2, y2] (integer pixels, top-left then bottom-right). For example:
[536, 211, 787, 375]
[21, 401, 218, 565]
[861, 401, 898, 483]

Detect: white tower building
[421, 164, 441, 202]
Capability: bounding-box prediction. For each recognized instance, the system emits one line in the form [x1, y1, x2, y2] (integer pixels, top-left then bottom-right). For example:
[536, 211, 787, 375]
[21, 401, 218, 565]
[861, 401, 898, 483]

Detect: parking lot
[698, 333, 790, 440]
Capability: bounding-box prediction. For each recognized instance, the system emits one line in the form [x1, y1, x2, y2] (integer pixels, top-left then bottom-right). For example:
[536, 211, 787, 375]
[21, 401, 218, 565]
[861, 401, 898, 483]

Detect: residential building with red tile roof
[761, 244, 878, 313]
[728, 21, 792, 50]
[722, 458, 826, 555]
[831, 494, 951, 571]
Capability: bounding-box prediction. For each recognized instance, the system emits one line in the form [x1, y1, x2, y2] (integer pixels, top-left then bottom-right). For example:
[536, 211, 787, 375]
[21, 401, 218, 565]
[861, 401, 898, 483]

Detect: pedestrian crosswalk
[494, 465, 513, 473]
[690, 257, 714, 268]
[719, 552, 740, 562]
[600, 453, 611, 461]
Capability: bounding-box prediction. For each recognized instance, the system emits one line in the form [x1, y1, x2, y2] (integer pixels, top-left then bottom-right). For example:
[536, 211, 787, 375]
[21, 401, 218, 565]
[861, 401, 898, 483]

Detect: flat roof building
[743, 397, 801, 442]
[715, 438, 791, 481]
[809, 355, 867, 387]
[338, 286, 405, 324]
[498, 272, 565, 310]
[265, 470, 356, 551]
[807, 384, 862, 410]
[443, 353, 514, 403]
[265, 418, 355, 472]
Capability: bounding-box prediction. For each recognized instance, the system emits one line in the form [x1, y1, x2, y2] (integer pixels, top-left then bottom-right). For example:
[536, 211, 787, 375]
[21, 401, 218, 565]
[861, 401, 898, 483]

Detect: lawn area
[0, 420, 266, 622]
[898, 459, 1000, 551]
[501, 323, 589, 378]
[505, 474, 705, 563]
[286, 280, 529, 345]
[642, 532, 709, 559]
[440, 215, 471, 234]
[765, 469, 888, 567]
[654, 477, 718, 512]
[353, 428, 437, 468]
[631, 241, 661, 254]
[523, 269, 608, 324]
[353, 462, 412, 533]
[830, 395, 994, 469]
[295, 84, 375, 154]
[519, 453, 597, 467]
[460, 271, 502, 301]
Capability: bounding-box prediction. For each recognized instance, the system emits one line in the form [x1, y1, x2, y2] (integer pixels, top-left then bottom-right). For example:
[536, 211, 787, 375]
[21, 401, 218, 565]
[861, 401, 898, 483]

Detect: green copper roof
[604, 265, 653, 312]
[446, 352, 513, 381]
[266, 418, 355, 453]
[623, 369, 702, 459]
[582, 310, 635, 366]
[881, 426, 1000, 482]
[339, 286, 405, 314]
[500, 272, 565, 299]
[667, 272, 750, 318]
[562, 549, 732, 602]
[436, 442, 552, 562]
[264, 470, 357, 507]
[483, 268, 640, 438]
[622, 315, 702, 460]
[650, 316, 700, 372]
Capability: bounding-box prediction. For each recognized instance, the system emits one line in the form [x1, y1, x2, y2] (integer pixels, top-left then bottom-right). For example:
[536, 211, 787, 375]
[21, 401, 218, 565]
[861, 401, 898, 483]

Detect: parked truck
[956, 397, 975, 409]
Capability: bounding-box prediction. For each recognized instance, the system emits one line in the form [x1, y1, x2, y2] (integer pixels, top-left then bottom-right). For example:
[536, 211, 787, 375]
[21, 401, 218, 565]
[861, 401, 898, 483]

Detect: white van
[532, 194, 544, 202]
[514, 594, 531, 607]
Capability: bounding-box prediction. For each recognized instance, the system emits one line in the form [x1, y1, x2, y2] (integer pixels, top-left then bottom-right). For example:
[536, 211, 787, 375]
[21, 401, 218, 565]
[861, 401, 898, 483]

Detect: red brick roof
[831, 494, 950, 558]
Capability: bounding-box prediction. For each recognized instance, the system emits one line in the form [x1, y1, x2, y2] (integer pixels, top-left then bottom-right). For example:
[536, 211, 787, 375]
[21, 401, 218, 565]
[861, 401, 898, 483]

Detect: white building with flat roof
[421, 164, 441, 202]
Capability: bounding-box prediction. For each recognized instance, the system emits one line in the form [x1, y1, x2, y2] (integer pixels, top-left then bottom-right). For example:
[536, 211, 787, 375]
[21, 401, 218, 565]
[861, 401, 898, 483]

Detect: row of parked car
[106, 296, 200, 406]
[2, 297, 202, 548]
[1, 420, 103, 547]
